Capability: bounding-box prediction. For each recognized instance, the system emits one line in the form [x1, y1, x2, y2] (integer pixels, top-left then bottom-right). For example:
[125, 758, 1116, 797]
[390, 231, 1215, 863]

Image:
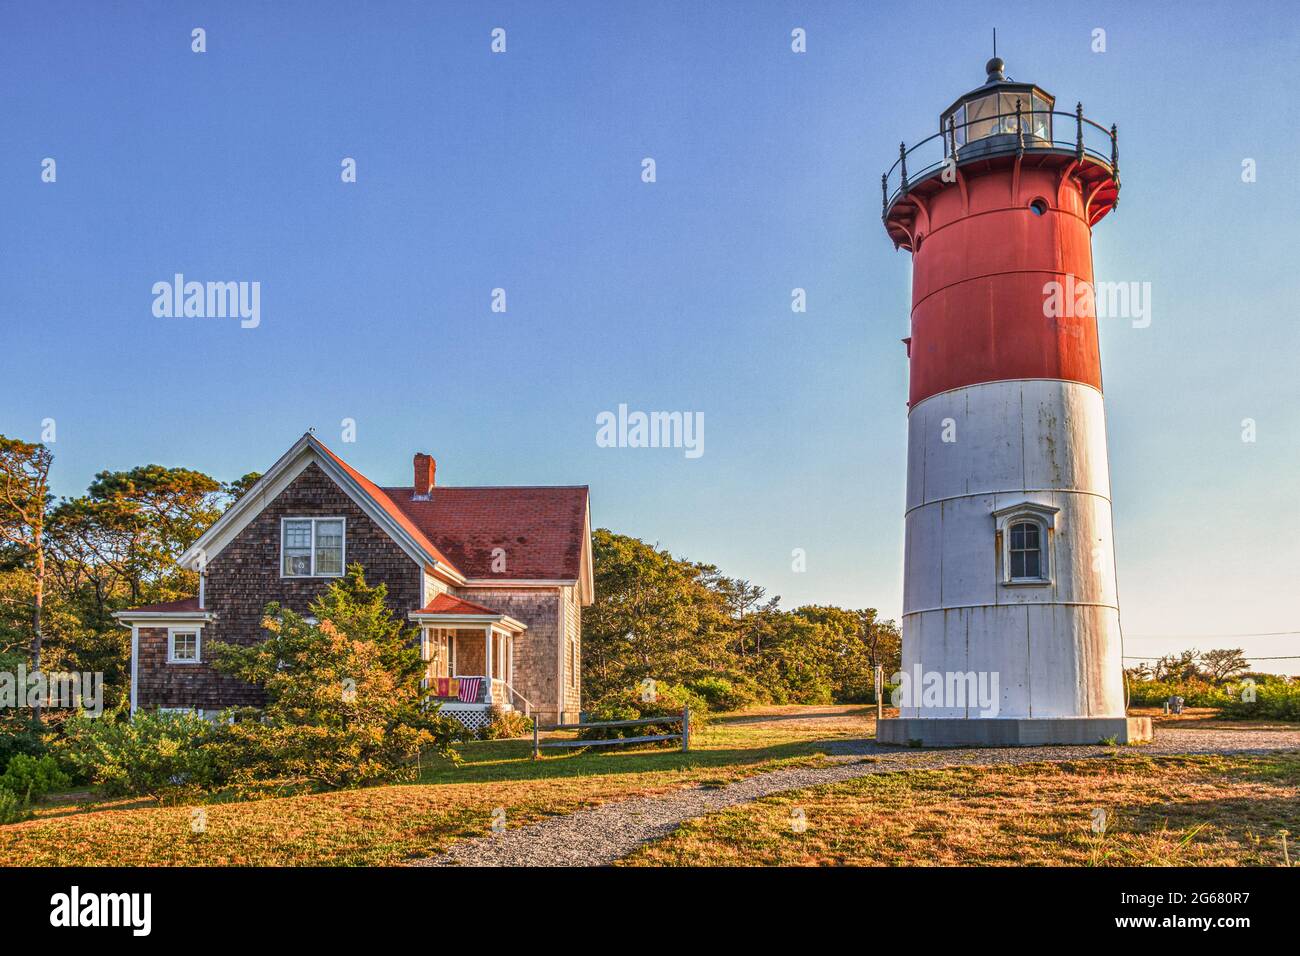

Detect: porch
[410, 595, 532, 731]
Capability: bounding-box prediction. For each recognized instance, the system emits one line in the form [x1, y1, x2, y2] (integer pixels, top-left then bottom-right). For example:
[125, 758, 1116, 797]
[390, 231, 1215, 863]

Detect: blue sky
[2, 1, 1298, 671]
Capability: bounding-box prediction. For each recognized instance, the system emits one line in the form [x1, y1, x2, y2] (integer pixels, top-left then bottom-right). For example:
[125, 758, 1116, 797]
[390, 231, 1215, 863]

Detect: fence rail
[532, 707, 690, 758]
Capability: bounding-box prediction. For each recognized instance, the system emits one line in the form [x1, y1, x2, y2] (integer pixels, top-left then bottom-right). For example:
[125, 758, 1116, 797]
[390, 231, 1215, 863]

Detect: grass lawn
[620, 752, 1300, 867]
[0, 705, 873, 866]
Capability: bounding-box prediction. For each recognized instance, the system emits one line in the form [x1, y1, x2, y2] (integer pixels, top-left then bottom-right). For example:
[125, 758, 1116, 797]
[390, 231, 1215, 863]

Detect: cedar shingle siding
[126, 440, 589, 721]
[136, 462, 421, 711]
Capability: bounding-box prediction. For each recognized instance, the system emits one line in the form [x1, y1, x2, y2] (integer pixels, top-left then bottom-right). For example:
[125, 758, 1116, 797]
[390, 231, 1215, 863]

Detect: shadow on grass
[416, 736, 833, 786]
[714, 708, 875, 726]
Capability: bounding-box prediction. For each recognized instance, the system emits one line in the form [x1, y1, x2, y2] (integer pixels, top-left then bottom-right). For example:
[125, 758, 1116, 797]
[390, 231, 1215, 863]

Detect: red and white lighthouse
[876, 58, 1150, 745]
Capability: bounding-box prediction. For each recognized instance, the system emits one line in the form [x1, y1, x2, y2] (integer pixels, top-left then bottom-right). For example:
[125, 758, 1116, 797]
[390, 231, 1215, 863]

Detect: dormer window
[281, 517, 345, 577]
[993, 503, 1058, 586]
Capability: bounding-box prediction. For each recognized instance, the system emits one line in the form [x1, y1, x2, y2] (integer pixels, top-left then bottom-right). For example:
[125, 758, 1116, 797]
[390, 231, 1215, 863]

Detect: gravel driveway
[410, 725, 1300, 867]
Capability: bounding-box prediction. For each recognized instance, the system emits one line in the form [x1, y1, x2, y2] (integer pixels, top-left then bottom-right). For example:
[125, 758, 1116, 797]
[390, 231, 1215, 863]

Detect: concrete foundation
[875, 716, 1153, 747]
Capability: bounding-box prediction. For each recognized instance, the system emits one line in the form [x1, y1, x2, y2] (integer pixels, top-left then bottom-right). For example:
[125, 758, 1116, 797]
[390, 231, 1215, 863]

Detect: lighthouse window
[962, 93, 1000, 141]
[1009, 521, 1042, 579]
[1029, 198, 1048, 216]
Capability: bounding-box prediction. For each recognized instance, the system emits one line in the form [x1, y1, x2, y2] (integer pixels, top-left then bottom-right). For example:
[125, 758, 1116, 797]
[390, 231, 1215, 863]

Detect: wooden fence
[532, 707, 690, 759]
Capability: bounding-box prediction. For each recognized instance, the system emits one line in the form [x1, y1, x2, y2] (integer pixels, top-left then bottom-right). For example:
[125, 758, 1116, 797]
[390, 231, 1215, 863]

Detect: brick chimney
[413, 453, 436, 499]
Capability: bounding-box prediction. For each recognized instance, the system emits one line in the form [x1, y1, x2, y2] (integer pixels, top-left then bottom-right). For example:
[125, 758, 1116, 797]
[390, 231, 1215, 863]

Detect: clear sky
[2, 1, 1298, 672]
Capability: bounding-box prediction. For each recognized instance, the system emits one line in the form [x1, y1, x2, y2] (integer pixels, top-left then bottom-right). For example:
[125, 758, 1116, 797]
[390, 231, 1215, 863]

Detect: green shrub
[208, 567, 460, 790]
[59, 709, 222, 798]
[1127, 679, 1234, 709]
[685, 676, 754, 713]
[0, 754, 71, 801]
[0, 727, 46, 777]
[1217, 681, 1300, 720]
[578, 682, 707, 744]
[477, 708, 534, 740]
[0, 787, 32, 826]
[1126, 674, 1300, 719]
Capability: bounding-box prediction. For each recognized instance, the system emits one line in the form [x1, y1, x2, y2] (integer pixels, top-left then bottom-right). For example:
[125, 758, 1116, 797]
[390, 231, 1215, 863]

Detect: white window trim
[167, 626, 203, 664]
[992, 503, 1058, 587]
[280, 516, 347, 578]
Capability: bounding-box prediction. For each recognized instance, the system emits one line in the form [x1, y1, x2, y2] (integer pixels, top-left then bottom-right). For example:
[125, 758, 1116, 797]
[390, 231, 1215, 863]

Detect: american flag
[457, 677, 482, 703]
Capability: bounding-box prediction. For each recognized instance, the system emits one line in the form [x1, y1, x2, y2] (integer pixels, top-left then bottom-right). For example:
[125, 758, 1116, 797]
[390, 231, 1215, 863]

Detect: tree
[83, 465, 226, 602]
[582, 528, 901, 706]
[1201, 648, 1250, 683]
[223, 472, 262, 503]
[582, 530, 732, 700]
[1153, 649, 1202, 683]
[0, 437, 53, 722]
[794, 605, 901, 702]
[209, 565, 458, 789]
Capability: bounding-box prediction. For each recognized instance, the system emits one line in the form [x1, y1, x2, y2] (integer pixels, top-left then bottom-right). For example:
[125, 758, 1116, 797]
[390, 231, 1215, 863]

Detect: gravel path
[411, 726, 1300, 867]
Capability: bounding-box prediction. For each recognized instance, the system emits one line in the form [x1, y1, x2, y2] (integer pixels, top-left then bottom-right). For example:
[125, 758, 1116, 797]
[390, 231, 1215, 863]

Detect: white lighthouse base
[876, 716, 1152, 748]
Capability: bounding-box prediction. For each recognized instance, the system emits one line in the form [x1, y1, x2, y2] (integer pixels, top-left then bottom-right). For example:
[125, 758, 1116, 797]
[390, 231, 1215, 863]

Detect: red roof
[120, 596, 202, 614]
[382, 485, 589, 580]
[415, 594, 504, 616]
[314, 439, 462, 573]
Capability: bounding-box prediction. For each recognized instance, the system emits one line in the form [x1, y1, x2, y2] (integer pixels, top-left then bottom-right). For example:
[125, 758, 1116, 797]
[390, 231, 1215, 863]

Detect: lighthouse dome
[940, 59, 1055, 153]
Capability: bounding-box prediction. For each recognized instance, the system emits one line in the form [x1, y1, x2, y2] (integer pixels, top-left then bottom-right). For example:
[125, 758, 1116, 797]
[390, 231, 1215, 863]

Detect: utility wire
[1124, 654, 1300, 661]
[1127, 630, 1300, 639]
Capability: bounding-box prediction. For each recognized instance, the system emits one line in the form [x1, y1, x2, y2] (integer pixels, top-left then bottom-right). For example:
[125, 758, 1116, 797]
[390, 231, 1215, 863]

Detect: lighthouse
[876, 57, 1151, 746]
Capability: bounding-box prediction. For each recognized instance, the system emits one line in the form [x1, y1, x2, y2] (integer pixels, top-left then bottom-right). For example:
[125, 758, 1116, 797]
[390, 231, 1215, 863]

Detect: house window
[281, 518, 345, 577]
[1009, 521, 1042, 579]
[569, 638, 577, 688]
[168, 627, 201, 664]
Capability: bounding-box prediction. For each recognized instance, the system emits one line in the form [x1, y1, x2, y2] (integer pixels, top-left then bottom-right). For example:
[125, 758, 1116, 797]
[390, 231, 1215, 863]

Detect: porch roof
[112, 596, 213, 623]
[409, 594, 526, 632]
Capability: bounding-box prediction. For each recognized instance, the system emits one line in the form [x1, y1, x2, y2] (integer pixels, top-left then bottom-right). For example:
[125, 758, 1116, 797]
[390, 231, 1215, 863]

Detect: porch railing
[426, 675, 528, 711]
[500, 681, 534, 716]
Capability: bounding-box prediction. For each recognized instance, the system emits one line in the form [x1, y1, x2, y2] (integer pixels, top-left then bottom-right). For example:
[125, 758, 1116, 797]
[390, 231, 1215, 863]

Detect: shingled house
[114, 433, 593, 730]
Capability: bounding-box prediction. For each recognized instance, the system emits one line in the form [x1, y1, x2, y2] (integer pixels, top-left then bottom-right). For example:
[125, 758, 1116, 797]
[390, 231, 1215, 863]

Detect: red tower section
[883, 58, 1120, 407]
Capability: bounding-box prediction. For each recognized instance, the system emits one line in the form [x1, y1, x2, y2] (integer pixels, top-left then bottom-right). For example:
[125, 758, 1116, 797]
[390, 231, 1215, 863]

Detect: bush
[685, 675, 754, 713]
[578, 682, 707, 744]
[1126, 674, 1300, 720]
[1126, 678, 1235, 709]
[1217, 681, 1300, 721]
[209, 566, 460, 790]
[0, 727, 46, 777]
[0, 788, 32, 826]
[0, 754, 71, 801]
[476, 708, 533, 741]
[59, 709, 222, 798]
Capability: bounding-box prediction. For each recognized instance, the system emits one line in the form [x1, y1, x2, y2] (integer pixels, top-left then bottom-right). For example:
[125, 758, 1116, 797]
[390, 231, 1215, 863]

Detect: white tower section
[900, 379, 1125, 719]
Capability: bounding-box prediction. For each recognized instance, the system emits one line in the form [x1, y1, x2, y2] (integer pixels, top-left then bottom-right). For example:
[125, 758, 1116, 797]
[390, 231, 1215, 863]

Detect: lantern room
[941, 57, 1054, 153]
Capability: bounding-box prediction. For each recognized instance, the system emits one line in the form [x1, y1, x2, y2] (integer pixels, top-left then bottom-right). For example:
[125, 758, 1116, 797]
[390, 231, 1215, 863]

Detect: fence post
[532, 717, 540, 760]
[681, 706, 690, 752]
